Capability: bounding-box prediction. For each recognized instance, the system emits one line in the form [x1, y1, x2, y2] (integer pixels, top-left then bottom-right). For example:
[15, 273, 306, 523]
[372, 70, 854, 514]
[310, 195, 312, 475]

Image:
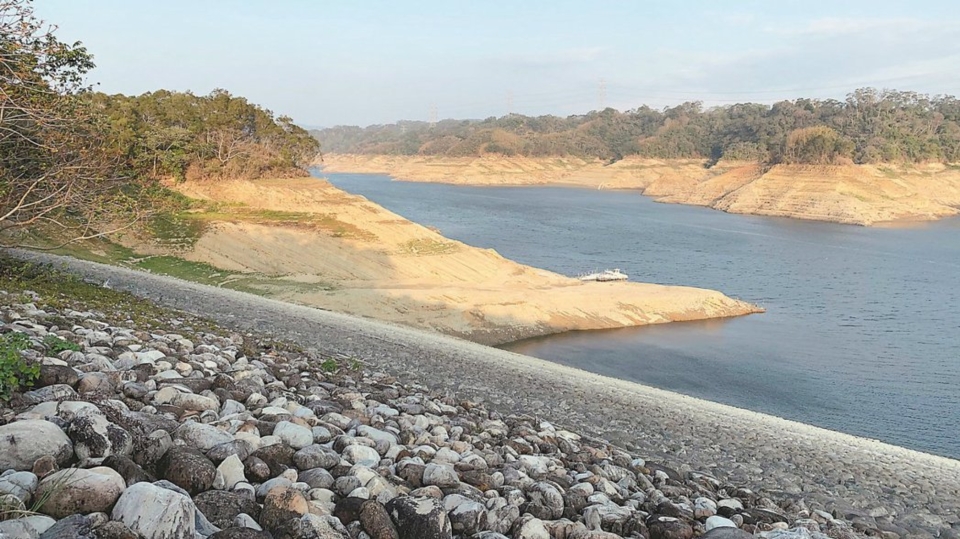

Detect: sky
[35, 0, 960, 128]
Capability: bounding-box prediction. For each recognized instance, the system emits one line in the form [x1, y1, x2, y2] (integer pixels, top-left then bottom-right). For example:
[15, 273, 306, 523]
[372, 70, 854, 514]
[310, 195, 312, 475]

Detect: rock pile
[0, 290, 867, 539]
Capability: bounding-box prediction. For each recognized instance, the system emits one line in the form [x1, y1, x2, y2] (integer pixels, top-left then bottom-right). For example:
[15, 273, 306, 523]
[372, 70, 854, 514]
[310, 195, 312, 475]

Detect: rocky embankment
[1, 288, 866, 539]
[319, 155, 960, 225]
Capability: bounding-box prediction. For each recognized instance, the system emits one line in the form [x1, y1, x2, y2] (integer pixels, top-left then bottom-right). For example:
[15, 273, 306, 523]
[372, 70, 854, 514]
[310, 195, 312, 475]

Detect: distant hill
[313, 88, 960, 165]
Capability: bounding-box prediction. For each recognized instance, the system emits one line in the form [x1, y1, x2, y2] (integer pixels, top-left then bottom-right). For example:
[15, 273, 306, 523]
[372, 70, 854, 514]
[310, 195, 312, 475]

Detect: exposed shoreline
[8, 249, 960, 538]
[319, 154, 960, 226]
[154, 178, 760, 346]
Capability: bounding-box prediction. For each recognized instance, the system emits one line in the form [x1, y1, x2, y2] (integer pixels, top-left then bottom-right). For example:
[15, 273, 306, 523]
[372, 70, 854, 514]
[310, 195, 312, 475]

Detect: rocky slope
[320, 155, 960, 226]
[1, 284, 855, 539]
[156, 178, 759, 345]
[5, 252, 960, 539]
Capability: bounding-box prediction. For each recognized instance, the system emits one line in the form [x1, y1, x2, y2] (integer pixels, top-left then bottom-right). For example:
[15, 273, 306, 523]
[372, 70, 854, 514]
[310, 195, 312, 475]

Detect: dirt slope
[171, 178, 759, 344]
[321, 155, 960, 225]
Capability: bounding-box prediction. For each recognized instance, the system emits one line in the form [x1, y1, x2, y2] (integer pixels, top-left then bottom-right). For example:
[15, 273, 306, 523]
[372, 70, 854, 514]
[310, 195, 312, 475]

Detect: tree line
[314, 88, 960, 165]
[1, 0, 318, 246]
[90, 89, 318, 182]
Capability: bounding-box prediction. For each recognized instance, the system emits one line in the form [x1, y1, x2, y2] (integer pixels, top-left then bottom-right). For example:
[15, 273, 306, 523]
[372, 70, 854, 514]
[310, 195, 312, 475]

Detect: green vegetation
[0, 255, 222, 335]
[0, 332, 38, 401]
[90, 89, 319, 182]
[0, 0, 118, 246]
[320, 358, 338, 372]
[398, 238, 459, 255]
[133, 256, 233, 286]
[1, 0, 319, 248]
[315, 88, 960, 165]
[781, 126, 855, 165]
[43, 334, 80, 354]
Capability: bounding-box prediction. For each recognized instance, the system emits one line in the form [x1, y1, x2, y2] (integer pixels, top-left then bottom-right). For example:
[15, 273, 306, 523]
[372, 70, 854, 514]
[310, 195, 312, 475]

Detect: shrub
[43, 334, 81, 354]
[0, 332, 40, 400]
[320, 358, 338, 373]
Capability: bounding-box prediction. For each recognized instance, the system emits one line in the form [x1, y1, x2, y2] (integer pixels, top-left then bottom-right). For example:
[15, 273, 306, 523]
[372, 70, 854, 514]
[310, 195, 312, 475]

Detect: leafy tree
[314, 88, 960, 166]
[92, 89, 320, 182]
[778, 126, 854, 165]
[0, 0, 129, 246]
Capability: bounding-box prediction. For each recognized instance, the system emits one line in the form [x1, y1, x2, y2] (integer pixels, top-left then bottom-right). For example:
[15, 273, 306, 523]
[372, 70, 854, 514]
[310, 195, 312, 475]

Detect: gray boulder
[293, 444, 340, 470]
[65, 413, 132, 461]
[158, 446, 217, 496]
[273, 421, 313, 450]
[0, 420, 73, 471]
[448, 499, 486, 536]
[35, 467, 125, 519]
[22, 384, 78, 405]
[176, 421, 234, 452]
[111, 482, 196, 539]
[702, 526, 756, 539]
[385, 495, 452, 539]
[216, 454, 247, 490]
[0, 471, 39, 505]
[194, 490, 261, 529]
[209, 528, 273, 539]
[36, 514, 95, 539]
[422, 463, 459, 488]
[286, 513, 351, 538]
[0, 515, 56, 538]
[525, 481, 564, 520]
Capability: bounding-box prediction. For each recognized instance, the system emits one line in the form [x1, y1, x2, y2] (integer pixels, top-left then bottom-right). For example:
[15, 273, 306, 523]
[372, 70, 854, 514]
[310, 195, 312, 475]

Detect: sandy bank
[166, 178, 759, 345]
[321, 154, 960, 226]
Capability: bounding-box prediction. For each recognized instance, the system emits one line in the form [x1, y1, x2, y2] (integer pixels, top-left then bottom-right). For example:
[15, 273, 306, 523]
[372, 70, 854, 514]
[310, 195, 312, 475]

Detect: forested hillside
[90, 89, 319, 182]
[314, 89, 960, 165]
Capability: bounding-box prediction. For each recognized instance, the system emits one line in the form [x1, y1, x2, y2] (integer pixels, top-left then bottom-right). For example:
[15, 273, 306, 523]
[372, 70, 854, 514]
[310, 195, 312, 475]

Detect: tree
[779, 126, 854, 165]
[0, 0, 128, 246]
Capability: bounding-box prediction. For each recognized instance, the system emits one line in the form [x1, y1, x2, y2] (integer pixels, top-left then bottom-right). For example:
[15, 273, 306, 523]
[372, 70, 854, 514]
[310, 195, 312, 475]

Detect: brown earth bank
[163, 178, 759, 345]
[319, 154, 960, 226]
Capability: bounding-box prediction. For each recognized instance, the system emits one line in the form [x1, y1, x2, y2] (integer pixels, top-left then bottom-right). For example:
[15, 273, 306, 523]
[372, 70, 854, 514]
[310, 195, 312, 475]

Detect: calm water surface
[319, 170, 960, 459]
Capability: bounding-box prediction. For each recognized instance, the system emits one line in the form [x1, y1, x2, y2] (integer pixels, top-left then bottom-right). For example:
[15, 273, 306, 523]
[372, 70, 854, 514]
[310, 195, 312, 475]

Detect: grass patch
[397, 238, 459, 256]
[320, 358, 338, 372]
[134, 256, 235, 286]
[145, 212, 207, 250]
[184, 207, 375, 241]
[131, 257, 337, 297]
[877, 165, 901, 179]
[0, 255, 223, 337]
[53, 238, 138, 265]
[43, 334, 80, 354]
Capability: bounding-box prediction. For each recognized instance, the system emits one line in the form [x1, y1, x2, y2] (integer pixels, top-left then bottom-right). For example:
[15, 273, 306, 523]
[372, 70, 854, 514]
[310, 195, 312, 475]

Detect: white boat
[577, 268, 628, 282]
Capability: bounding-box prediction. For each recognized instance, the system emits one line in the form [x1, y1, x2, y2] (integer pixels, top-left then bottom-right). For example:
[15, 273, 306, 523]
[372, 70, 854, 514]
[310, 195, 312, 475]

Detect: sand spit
[320, 155, 960, 226]
[168, 179, 759, 345]
[8, 249, 960, 539]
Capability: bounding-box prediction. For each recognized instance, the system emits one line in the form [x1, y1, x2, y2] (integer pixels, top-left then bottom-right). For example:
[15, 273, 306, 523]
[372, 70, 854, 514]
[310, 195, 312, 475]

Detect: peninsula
[147, 177, 760, 345]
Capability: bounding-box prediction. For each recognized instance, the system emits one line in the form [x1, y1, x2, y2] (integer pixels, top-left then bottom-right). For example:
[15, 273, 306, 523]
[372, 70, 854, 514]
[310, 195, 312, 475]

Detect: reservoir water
[319, 171, 960, 459]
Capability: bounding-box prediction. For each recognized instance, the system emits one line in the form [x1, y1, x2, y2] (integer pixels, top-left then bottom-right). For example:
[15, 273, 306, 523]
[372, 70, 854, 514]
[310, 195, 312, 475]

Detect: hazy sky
[36, 0, 960, 128]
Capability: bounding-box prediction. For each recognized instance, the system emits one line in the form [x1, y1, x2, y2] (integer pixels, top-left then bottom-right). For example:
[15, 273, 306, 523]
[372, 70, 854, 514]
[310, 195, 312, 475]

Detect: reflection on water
[320, 170, 960, 459]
